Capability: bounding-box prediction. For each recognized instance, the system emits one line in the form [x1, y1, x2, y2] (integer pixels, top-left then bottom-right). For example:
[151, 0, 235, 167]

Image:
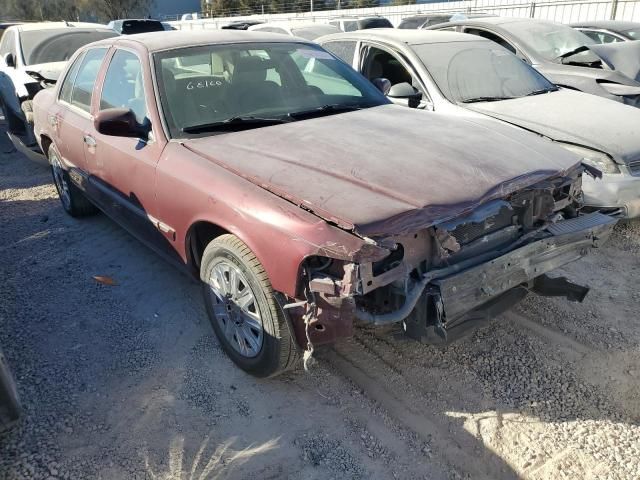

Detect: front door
[87, 48, 169, 255]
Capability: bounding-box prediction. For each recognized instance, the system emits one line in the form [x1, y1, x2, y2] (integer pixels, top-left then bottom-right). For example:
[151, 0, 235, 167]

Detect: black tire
[0, 96, 25, 135]
[48, 143, 98, 217]
[0, 347, 21, 432]
[200, 234, 300, 377]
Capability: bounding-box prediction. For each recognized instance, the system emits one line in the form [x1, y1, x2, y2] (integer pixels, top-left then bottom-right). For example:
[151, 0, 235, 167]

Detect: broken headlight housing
[557, 143, 620, 174]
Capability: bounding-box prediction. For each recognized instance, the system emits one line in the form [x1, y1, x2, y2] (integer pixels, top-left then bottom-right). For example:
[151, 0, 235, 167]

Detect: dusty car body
[0, 22, 118, 158]
[397, 12, 496, 30]
[427, 17, 640, 107]
[571, 20, 640, 43]
[329, 16, 393, 32]
[33, 30, 615, 376]
[319, 29, 640, 218]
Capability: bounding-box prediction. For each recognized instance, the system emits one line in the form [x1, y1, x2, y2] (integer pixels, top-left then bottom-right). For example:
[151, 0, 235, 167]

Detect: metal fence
[167, 0, 640, 29]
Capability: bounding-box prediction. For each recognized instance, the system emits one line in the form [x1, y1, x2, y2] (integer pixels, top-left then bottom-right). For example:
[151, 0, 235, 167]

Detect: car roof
[251, 22, 329, 29]
[319, 28, 481, 45]
[115, 18, 161, 22]
[570, 20, 640, 31]
[89, 30, 315, 52]
[15, 21, 110, 32]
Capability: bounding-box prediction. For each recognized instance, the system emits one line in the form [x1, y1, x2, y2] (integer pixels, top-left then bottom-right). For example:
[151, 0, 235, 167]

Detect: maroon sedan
[33, 31, 614, 377]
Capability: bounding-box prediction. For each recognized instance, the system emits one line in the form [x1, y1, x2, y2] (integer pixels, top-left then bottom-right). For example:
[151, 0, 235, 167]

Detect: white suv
[0, 22, 117, 155]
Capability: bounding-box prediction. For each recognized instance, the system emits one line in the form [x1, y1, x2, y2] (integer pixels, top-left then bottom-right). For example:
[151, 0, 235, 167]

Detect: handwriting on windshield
[187, 79, 223, 90]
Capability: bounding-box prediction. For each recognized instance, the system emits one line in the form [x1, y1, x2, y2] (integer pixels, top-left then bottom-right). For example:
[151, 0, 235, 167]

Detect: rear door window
[465, 28, 517, 54]
[70, 48, 107, 113]
[59, 52, 85, 104]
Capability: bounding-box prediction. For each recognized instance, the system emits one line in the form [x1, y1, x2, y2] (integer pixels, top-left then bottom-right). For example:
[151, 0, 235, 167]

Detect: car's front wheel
[200, 234, 300, 377]
[48, 144, 97, 217]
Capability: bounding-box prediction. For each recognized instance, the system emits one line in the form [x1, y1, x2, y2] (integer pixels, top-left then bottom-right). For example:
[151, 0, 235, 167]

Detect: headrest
[233, 56, 271, 83]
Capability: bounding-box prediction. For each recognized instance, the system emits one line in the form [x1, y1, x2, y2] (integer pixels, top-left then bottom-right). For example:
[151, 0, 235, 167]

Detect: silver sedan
[318, 29, 640, 218]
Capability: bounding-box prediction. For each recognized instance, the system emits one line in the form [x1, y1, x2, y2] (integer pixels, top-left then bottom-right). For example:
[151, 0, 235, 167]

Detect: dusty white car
[0, 22, 117, 156]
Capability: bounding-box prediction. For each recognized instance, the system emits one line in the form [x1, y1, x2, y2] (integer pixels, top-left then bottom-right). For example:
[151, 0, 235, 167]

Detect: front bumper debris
[583, 173, 640, 219]
[374, 212, 616, 344]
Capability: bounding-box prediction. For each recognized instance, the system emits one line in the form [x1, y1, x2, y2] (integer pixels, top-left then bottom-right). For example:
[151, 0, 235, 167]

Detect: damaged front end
[6, 72, 56, 163]
[291, 166, 616, 347]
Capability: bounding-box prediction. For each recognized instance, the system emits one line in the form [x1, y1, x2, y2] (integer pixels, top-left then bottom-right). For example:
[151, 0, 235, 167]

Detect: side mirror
[4, 53, 15, 68]
[94, 108, 148, 138]
[387, 82, 422, 108]
[371, 77, 391, 95]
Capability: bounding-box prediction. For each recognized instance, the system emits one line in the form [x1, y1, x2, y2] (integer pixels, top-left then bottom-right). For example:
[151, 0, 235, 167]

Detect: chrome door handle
[83, 135, 96, 147]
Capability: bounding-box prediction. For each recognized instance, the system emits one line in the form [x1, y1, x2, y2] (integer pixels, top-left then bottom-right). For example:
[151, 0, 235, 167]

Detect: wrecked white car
[0, 22, 117, 158]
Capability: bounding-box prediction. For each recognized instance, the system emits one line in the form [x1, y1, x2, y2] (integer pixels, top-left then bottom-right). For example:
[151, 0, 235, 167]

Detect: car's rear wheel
[48, 144, 97, 217]
[200, 234, 300, 377]
[0, 347, 21, 432]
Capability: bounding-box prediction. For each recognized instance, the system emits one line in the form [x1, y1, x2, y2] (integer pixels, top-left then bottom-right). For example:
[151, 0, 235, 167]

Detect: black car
[220, 20, 264, 30]
[108, 19, 165, 35]
[0, 346, 20, 431]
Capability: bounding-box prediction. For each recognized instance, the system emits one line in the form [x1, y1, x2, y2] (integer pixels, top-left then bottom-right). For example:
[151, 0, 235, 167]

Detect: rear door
[55, 48, 108, 172]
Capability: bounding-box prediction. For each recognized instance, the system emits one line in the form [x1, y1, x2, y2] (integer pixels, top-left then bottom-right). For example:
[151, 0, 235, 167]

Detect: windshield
[154, 42, 388, 138]
[502, 21, 599, 62]
[290, 25, 341, 40]
[624, 28, 640, 40]
[414, 41, 556, 103]
[20, 29, 117, 66]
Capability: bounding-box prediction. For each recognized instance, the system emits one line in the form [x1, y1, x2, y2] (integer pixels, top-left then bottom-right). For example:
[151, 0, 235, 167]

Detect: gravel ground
[1, 119, 638, 480]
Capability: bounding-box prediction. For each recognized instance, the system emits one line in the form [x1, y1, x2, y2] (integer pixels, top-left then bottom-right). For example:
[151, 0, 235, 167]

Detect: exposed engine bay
[294, 165, 616, 347]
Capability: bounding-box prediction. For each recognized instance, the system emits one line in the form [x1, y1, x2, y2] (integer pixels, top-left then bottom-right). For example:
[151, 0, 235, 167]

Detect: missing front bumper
[399, 212, 616, 344]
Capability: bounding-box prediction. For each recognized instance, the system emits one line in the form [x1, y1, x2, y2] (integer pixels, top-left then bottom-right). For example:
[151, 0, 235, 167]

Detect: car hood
[184, 105, 580, 238]
[466, 89, 640, 164]
[24, 62, 66, 82]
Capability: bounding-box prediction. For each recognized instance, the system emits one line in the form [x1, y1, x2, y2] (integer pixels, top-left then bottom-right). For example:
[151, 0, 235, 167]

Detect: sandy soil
[1, 120, 638, 480]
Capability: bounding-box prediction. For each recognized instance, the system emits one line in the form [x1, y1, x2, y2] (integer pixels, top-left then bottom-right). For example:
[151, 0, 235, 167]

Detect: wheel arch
[40, 134, 53, 160]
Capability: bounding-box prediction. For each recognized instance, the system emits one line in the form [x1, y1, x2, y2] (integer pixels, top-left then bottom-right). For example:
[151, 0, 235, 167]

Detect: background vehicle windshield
[624, 28, 640, 39]
[154, 42, 388, 138]
[414, 41, 556, 103]
[20, 29, 117, 66]
[502, 21, 598, 62]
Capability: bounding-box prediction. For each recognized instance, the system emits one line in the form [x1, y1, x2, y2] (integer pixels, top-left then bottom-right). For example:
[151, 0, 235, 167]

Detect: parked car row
[1, 12, 638, 378]
[26, 29, 620, 378]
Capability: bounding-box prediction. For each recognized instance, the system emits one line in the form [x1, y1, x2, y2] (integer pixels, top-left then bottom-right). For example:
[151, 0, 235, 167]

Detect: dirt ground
[0, 118, 639, 480]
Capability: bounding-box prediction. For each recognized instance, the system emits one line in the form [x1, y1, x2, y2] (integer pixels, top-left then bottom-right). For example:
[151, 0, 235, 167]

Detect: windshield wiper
[287, 104, 365, 120]
[555, 45, 590, 61]
[525, 87, 559, 96]
[461, 96, 517, 104]
[182, 116, 290, 133]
